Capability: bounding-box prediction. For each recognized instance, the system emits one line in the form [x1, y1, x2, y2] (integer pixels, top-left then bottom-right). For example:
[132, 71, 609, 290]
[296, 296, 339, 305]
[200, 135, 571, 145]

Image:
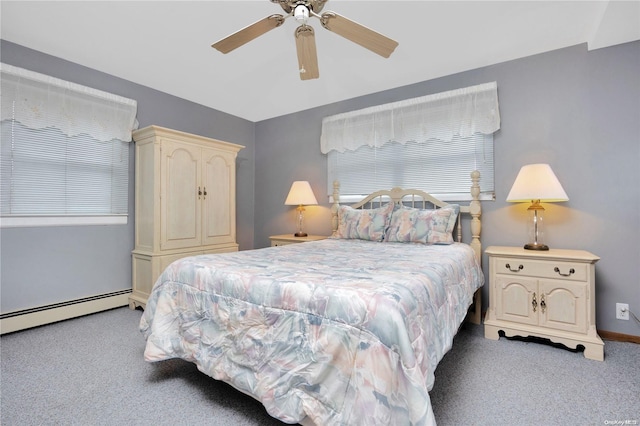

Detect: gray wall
[255, 42, 640, 337]
[0, 40, 256, 312]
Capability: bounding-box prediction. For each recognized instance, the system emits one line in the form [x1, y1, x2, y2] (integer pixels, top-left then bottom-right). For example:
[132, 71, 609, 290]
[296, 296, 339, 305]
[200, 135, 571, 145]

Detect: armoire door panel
[161, 141, 201, 250]
[202, 150, 234, 245]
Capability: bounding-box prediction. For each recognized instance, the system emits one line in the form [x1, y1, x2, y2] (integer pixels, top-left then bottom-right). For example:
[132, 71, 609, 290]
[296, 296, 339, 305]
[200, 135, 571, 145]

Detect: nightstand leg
[484, 323, 500, 340]
[583, 343, 604, 361]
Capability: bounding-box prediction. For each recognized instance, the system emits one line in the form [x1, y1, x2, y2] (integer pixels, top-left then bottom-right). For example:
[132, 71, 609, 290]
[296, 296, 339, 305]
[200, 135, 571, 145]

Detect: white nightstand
[269, 234, 328, 247]
[484, 246, 604, 361]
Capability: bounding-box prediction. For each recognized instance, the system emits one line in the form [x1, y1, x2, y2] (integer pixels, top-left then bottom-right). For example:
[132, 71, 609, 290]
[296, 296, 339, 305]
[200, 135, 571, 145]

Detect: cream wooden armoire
[129, 125, 244, 309]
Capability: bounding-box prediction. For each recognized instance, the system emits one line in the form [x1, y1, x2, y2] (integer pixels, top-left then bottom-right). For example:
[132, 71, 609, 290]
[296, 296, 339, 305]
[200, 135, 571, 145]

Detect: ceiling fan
[211, 0, 399, 80]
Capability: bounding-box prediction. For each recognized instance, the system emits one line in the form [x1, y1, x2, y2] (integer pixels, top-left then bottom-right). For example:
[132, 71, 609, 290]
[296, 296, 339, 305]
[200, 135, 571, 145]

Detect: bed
[140, 171, 483, 426]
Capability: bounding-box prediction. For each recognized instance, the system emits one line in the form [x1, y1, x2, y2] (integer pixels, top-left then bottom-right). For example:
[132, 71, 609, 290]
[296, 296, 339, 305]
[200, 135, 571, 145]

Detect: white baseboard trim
[0, 290, 131, 335]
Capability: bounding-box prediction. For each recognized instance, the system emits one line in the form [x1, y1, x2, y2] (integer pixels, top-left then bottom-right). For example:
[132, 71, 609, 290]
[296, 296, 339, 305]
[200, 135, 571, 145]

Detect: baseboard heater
[0, 289, 132, 335]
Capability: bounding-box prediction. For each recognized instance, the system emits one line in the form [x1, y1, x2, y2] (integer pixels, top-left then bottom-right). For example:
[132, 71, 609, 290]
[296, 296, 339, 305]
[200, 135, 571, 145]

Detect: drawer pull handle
[554, 267, 575, 277]
[540, 294, 546, 314]
[505, 263, 524, 273]
[532, 292, 537, 313]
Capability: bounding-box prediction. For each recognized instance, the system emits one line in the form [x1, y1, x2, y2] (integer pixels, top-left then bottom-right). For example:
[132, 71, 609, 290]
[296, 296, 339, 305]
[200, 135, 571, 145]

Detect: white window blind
[322, 82, 499, 201]
[0, 63, 138, 227]
[328, 134, 494, 201]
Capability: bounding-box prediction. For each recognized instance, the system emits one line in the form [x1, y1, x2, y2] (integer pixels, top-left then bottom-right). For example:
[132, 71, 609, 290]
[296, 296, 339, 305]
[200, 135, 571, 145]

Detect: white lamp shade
[506, 164, 569, 203]
[285, 181, 318, 205]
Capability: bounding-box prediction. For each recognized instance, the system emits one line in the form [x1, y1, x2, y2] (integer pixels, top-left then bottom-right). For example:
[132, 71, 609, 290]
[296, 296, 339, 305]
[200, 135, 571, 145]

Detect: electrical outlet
[616, 303, 629, 320]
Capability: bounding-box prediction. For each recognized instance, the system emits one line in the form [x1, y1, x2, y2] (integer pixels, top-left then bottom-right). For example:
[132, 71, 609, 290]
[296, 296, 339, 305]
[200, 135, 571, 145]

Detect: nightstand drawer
[493, 257, 588, 282]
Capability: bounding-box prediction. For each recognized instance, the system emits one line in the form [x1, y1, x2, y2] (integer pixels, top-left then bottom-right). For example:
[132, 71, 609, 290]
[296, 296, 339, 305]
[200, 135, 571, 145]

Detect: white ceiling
[2, 1, 639, 122]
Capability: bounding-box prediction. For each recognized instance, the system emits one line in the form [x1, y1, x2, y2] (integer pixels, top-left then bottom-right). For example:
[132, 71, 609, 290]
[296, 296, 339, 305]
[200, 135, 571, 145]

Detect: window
[0, 64, 138, 227]
[322, 82, 499, 202]
[328, 133, 494, 202]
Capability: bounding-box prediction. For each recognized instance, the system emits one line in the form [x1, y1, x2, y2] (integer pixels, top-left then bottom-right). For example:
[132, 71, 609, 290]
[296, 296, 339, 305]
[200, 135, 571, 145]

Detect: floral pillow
[334, 203, 394, 241]
[385, 204, 460, 244]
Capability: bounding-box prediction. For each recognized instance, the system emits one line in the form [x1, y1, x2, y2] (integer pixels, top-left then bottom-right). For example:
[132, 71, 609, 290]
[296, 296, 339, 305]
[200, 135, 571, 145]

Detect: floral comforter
[140, 239, 483, 425]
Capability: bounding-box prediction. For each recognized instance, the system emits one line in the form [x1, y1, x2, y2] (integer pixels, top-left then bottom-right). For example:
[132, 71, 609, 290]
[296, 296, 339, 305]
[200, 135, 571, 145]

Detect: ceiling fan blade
[320, 11, 398, 58]
[295, 25, 320, 80]
[212, 14, 285, 54]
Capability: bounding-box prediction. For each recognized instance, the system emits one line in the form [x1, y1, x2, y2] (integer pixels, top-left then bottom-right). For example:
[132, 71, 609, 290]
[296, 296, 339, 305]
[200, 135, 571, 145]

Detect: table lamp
[506, 164, 568, 251]
[285, 181, 318, 237]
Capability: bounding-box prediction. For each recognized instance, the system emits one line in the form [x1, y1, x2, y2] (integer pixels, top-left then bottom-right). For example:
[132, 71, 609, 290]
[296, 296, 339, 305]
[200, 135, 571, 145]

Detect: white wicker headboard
[330, 170, 482, 262]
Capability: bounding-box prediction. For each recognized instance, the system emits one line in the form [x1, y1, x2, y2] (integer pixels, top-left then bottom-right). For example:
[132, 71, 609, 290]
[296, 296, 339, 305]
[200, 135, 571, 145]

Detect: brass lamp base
[294, 232, 308, 237]
[524, 243, 549, 251]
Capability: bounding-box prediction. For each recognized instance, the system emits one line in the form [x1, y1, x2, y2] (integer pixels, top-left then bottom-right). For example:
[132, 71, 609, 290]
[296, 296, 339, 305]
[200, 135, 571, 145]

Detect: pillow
[385, 204, 460, 244]
[334, 203, 394, 241]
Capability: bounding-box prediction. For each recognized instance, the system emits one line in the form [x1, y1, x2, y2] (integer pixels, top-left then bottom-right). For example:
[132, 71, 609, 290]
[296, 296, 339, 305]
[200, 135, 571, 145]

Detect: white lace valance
[320, 82, 500, 154]
[1, 63, 138, 142]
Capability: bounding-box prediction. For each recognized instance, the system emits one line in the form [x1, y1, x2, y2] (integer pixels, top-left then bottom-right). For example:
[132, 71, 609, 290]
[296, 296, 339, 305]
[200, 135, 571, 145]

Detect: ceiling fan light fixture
[294, 4, 310, 24]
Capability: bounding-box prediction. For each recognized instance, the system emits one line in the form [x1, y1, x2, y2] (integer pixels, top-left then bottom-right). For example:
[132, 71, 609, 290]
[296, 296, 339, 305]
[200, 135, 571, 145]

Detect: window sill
[0, 215, 128, 228]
